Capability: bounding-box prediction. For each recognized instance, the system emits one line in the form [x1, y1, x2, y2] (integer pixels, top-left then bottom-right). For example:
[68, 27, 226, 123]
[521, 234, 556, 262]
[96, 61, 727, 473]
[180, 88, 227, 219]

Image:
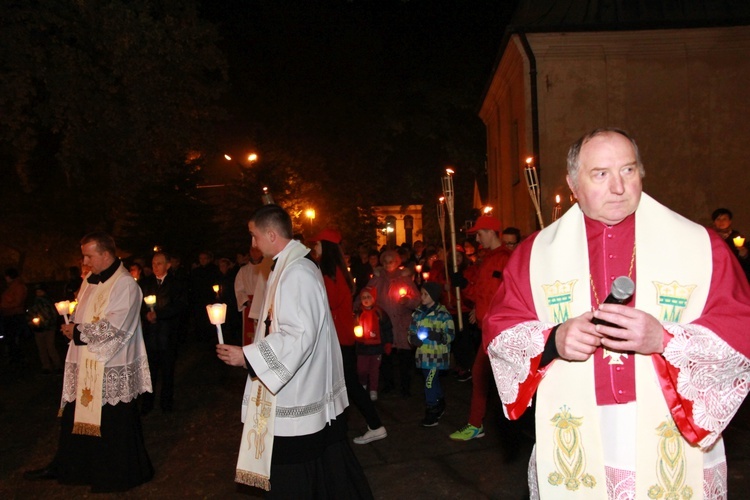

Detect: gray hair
[566, 128, 645, 187]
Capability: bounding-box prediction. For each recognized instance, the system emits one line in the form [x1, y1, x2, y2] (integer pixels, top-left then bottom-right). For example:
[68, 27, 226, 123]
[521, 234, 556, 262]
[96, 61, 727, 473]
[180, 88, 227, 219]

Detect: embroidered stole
[530, 194, 711, 499]
[72, 264, 127, 436]
[235, 240, 310, 491]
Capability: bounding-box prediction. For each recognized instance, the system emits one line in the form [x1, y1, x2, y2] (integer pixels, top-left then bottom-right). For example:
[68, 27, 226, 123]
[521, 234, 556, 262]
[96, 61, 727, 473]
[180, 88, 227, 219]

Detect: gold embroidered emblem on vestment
[246, 384, 273, 460]
[647, 418, 693, 499]
[653, 281, 696, 323]
[547, 405, 596, 491]
[542, 280, 578, 324]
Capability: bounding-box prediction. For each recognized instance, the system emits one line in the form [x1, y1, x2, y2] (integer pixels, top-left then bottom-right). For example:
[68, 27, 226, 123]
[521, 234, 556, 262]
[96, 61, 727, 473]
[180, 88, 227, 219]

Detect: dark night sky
[200, 0, 520, 184]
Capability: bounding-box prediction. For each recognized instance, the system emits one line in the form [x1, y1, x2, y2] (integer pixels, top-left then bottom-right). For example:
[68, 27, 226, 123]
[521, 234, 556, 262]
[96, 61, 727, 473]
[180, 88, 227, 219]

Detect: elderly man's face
[567, 132, 642, 226]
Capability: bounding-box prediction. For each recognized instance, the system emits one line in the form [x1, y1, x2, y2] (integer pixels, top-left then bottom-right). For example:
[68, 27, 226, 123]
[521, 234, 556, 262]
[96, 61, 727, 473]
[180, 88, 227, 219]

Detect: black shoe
[422, 412, 440, 427]
[421, 402, 445, 427]
[23, 467, 57, 481]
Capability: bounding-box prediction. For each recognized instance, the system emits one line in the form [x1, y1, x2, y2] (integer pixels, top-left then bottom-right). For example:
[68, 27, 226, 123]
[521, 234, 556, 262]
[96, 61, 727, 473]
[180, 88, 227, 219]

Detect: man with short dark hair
[140, 251, 187, 414]
[485, 128, 750, 498]
[216, 205, 371, 497]
[24, 231, 153, 492]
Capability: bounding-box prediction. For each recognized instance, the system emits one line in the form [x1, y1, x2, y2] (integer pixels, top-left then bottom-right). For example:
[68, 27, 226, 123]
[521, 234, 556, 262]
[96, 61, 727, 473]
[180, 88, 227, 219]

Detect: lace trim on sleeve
[663, 322, 750, 448]
[257, 339, 292, 383]
[487, 320, 550, 405]
[80, 319, 133, 362]
[61, 354, 152, 406]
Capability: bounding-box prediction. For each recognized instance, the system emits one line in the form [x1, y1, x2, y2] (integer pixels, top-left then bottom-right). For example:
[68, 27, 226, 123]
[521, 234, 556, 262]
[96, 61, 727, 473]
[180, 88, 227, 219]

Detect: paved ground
[1, 336, 749, 499]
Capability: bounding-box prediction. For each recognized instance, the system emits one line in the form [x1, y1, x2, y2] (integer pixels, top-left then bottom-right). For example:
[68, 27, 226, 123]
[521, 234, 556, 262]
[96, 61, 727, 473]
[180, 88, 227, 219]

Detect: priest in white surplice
[217, 204, 372, 498]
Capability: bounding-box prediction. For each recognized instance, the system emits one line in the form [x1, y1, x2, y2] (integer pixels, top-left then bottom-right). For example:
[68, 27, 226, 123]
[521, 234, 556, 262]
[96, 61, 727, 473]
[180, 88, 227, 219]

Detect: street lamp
[305, 208, 316, 230]
[224, 152, 259, 184]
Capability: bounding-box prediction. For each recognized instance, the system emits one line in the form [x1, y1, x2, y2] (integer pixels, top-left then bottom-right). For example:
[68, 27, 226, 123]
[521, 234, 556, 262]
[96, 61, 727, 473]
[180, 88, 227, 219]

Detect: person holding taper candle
[363, 249, 420, 398]
[485, 128, 750, 499]
[24, 231, 153, 492]
[215, 205, 372, 497]
[139, 251, 187, 415]
[710, 207, 750, 281]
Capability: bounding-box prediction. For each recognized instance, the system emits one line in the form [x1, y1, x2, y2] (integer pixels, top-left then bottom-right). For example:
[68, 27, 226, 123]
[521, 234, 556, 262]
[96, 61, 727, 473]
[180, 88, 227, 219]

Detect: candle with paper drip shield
[354, 325, 364, 338]
[55, 300, 71, 324]
[206, 303, 228, 344]
[144, 295, 156, 311]
[733, 236, 745, 248]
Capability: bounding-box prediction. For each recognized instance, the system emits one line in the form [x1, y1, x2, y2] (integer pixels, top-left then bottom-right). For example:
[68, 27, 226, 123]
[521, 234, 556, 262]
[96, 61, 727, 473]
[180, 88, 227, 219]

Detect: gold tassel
[72, 422, 102, 437]
[235, 470, 271, 491]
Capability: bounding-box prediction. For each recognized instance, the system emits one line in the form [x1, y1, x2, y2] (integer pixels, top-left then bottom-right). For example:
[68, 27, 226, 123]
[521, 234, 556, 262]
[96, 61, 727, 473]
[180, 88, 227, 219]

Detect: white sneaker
[353, 426, 387, 445]
[369, 390, 378, 401]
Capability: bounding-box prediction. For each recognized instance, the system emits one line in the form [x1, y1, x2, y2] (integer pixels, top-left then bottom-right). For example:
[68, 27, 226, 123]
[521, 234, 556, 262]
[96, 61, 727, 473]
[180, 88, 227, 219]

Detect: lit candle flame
[525, 157, 533, 165]
[398, 287, 407, 298]
[206, 303, 227, 325]
[206, 303, 227, 344]
[445, 168, 455, 176]
[212, 284, 220, 293]
[734, 236, 745, 248]
[354, 325, 364, 338]
[555, 195, 561, 204]
[55, 301, 70, 316]
[422, 272, 430, 281]
[68, 300, 77, 315]
[32, 317, 40, 326]
[415, 264, 422, 273]
[144, 295, 156, 310]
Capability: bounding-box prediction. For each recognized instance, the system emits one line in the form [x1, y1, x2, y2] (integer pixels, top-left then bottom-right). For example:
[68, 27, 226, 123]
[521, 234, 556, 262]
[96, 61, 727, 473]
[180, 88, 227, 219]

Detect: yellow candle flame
[206, 303, 227, 325]
[415, 264, 422, 273]
[212, 284, 220, 293]
[555, 194, 561, 204]
[55, 301, 70, 316]
[144, 295, 157, 306]
[354, 325, 364, 338]
[734, 236, 745, 248]
[32, 317, 40, 326]
[68, 301, 77, 315]
[422, 272, 430, 281]
[398, 287, 407, 297]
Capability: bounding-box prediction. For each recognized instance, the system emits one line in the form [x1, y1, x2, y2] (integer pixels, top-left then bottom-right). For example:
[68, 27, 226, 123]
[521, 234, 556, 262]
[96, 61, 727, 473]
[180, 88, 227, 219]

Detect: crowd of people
[3, 127, 750, 498]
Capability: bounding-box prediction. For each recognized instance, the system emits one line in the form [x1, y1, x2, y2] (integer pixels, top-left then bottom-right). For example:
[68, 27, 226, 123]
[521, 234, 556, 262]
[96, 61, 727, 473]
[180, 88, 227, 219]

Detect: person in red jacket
[310, 229, 387, 445]
[449, 218, 517, 441]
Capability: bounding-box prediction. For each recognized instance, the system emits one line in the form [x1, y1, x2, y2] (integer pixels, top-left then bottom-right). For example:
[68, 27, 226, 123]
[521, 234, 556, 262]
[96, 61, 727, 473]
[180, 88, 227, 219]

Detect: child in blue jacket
[408, 281, 455, 427]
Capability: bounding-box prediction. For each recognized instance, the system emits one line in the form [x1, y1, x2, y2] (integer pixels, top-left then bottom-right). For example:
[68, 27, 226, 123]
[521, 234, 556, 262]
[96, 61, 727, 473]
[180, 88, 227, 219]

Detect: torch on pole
[437, 197, 452, 305]
[441, 168, 463, 331]
[524, 157, 545, 229]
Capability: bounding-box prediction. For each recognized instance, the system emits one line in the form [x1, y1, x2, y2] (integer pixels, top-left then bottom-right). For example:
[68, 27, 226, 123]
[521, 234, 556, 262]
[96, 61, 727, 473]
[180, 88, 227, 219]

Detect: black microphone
[592, 276, 634, 328]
